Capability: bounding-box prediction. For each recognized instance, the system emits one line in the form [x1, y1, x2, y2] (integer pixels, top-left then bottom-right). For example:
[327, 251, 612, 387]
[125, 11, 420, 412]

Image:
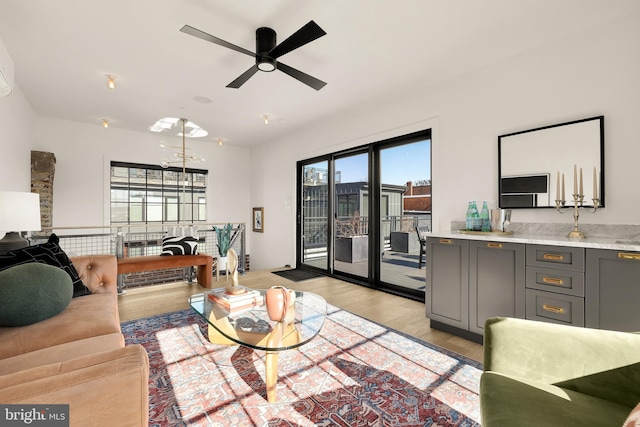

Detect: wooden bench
[117, 254, 213, 288]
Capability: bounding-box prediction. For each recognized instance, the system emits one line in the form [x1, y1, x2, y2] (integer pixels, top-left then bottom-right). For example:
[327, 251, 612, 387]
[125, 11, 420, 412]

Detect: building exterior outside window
[110, 161, 207, 225]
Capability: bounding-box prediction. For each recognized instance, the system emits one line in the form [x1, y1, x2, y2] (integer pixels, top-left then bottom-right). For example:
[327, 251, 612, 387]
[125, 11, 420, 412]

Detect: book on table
[207, 286, 263, 310]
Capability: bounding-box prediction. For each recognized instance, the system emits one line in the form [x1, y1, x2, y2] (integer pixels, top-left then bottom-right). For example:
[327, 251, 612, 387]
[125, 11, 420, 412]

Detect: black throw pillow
[6, 242, 90, 297]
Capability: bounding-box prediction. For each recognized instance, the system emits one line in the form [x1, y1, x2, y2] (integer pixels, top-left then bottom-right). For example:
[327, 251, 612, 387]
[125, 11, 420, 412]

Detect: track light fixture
[263, 114, 269, 125]
[105, 74, 117, 90]
[102, 119, 109, 128]
[217, 138, 223, 146]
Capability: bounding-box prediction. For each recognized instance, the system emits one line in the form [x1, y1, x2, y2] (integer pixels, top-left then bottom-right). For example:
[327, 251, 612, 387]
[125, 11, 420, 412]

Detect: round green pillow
[0, 263, 73, 326]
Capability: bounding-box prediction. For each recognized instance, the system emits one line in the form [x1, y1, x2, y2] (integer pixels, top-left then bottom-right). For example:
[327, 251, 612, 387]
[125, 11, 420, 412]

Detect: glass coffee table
[189, 289, 326, 403]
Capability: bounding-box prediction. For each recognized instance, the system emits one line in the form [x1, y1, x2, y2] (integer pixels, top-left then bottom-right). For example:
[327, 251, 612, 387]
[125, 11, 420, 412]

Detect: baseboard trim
[430, 320, 484, 344]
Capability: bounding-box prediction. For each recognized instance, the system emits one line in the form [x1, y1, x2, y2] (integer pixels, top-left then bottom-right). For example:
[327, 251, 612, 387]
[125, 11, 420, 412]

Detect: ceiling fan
[180, 20, 327, 90]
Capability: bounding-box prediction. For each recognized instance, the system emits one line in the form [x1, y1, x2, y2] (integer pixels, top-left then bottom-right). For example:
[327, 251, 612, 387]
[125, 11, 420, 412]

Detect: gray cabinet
[425, 235, 640, 340]
[586, 248, 640, 332]
[469, 240, 525, 335]
[425, 237, 469, 331]
[525, 245, 586, 326]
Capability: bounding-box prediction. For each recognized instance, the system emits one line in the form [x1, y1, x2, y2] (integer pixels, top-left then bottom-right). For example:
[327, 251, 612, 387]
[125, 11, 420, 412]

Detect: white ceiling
[1, 0, 638, 148]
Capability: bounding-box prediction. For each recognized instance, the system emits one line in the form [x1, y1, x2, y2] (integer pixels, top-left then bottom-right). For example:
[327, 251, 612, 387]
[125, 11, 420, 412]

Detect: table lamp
[0, 191, 41, 255]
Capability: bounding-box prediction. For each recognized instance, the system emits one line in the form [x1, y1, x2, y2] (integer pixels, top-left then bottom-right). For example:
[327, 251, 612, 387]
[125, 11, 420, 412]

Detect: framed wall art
[253, 207, 264, 232]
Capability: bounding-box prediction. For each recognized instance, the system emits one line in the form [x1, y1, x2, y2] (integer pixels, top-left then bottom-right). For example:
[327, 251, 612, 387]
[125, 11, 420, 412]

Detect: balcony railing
[30, 222, 246, 293]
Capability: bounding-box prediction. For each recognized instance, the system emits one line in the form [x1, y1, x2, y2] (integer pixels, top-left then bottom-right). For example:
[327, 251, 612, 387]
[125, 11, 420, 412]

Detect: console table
[424, 231, 640, 342]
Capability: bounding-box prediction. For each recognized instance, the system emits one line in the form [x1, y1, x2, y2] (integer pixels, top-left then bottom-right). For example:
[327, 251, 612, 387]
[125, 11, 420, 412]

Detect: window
[110, 162, 207, 224]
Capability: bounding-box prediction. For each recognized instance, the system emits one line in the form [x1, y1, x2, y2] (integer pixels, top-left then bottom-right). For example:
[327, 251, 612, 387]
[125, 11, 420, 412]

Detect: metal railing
[31, 222, 246, 293]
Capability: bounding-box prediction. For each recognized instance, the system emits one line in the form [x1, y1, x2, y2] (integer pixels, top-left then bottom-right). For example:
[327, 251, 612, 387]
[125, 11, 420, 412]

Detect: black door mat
[271, 269, 325, 282]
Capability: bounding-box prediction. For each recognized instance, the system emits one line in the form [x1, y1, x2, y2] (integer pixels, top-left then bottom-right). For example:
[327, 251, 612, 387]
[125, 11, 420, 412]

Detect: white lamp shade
[0, 191, 41, 232]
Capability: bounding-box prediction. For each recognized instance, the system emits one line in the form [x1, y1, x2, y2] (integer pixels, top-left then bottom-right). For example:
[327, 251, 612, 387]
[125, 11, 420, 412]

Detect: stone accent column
[31, 151, 56, 236]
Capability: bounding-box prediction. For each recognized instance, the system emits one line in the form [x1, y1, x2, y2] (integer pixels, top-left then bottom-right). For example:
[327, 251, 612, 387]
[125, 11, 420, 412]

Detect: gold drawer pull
[543, 304, 565, 314]
[543, 253, 564, 261]
[487, 242, 503, 249]
[618, 252, 640, 261]
[439, 239, 452, 244]
[542, 276, 564, 286]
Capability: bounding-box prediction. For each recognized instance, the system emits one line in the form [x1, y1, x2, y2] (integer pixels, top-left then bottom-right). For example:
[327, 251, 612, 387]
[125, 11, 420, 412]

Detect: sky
[334, 139, 431, 184]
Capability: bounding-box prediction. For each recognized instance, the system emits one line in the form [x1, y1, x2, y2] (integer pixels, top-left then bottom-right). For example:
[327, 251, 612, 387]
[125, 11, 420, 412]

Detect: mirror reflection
[498, 116, 604, 208]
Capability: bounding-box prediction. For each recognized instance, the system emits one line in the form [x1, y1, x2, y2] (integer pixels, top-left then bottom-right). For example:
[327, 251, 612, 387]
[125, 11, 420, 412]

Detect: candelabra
[555, 195, 600, 239]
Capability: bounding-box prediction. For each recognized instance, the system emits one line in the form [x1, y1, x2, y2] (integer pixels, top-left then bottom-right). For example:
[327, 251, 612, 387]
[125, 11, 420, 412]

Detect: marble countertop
[426, 230, 640, 251]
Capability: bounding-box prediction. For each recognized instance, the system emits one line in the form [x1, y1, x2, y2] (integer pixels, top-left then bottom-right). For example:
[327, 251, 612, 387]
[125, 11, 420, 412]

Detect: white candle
[579, 167, 583, 196]
[593, 167, 598, 199]
[556, 171, 560, 201]
[573, 164, 577, 195]
[562, 173, 565, 202]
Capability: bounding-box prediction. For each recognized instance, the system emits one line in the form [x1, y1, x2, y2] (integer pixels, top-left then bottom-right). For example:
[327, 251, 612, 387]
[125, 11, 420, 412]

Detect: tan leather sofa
[0, 255, 149, 427]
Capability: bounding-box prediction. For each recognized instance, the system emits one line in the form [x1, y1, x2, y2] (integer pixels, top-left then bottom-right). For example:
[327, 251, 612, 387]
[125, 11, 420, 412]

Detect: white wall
[249, 13, 640, 270]
[0, 84, 35, 191]
[0, 84, 37, 240]
[33, 117, 252, 237]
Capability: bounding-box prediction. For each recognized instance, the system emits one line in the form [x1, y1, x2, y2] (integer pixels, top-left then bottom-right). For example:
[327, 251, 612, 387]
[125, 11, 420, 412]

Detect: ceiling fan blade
[268, 20, 326, 59]
[227, 65, 259, 88]
[180, 25, 255, 57]
[277, 62, 326, 91]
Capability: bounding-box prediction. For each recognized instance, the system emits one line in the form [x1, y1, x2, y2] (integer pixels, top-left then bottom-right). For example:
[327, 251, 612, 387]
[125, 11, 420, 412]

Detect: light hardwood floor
[117, 269, 484, 362]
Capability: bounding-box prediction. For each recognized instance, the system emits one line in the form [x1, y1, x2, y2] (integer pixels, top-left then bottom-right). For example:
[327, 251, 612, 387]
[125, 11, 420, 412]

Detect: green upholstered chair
[480, 317, 640, 426]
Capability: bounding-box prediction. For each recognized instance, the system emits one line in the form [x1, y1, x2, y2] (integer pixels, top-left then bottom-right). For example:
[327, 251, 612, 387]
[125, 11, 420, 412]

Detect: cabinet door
[469, 241, 525, 335]
[425, 237, 469, 330]
[586, 249, 640, 331]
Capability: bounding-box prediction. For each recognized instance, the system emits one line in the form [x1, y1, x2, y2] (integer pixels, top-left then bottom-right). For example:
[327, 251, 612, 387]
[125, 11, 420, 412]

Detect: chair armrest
[484, 317, 640, 384]
[0, 345, 148, 426]
[71, 255, 117, 294]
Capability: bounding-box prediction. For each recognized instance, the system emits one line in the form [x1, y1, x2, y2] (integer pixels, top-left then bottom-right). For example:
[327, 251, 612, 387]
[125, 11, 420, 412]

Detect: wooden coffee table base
[206, 308, 301, 403]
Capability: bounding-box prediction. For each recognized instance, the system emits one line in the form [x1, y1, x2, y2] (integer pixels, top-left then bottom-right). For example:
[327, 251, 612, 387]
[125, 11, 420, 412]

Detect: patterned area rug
[122, 306, 482, 426]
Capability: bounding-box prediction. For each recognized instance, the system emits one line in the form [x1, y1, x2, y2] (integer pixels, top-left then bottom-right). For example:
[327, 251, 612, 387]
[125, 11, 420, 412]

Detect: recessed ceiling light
[105, 74, 117, 90]
[193, 96, 212, 104]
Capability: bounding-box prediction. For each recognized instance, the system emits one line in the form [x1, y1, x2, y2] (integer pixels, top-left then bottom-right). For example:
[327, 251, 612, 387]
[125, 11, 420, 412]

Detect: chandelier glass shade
[151, 117, 207, 169]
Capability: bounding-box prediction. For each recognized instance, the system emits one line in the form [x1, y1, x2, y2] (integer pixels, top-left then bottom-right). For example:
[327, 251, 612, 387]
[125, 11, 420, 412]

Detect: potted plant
[335, 211, 368, 263]
[213, 223, 233, 271]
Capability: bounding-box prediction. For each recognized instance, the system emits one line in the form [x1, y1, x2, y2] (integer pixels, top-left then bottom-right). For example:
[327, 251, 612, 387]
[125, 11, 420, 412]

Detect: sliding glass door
[300, 160, 329, 270]
[379, 139, 431, 292]
[333, 152, 369, 280]
[297, 129, 431, 299]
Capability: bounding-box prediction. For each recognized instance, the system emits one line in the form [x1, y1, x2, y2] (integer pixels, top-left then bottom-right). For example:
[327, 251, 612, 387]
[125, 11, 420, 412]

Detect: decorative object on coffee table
[224, 248, 243, 294]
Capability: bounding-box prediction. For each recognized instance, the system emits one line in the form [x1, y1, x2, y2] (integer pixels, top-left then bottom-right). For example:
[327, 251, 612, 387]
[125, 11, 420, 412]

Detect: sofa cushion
[5, 242, 89, 297]
[0, 332, 124, 375]
[0, 263, 73, 327]
[480, 371, 633, 427]
[0, 345, 149, 427]
[0, 292, 121, 359]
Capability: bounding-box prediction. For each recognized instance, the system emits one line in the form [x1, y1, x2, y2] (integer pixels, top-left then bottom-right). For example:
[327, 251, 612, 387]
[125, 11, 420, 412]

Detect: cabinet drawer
[525, 266, 584, 297]
[525, 289, 584, 326]
[526, 245, 585, 272]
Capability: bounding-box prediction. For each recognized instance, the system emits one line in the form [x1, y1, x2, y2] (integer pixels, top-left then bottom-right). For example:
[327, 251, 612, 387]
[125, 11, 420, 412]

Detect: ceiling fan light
[257, 57, 276, 72]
